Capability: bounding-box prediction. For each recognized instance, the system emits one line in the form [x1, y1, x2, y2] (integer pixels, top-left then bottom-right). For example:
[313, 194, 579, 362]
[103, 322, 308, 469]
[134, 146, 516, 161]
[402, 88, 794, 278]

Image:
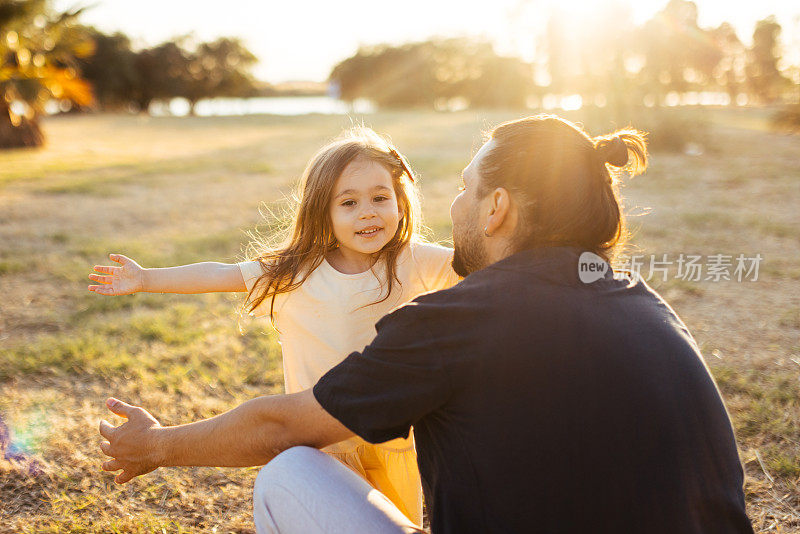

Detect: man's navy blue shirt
[314, 247, 753, 533]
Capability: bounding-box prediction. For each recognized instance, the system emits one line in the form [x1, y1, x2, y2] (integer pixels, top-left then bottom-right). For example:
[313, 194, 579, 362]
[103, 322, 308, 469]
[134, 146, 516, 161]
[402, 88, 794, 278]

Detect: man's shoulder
[378, 271, 487, 326]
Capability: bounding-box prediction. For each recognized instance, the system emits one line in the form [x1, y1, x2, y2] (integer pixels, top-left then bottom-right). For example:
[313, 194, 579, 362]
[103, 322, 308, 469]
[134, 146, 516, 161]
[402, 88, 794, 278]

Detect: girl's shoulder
[406, 240, 461, 291]
[237, 259, 265, 287]
[408, 240, 453, 262]
[236, 258, 293, 319]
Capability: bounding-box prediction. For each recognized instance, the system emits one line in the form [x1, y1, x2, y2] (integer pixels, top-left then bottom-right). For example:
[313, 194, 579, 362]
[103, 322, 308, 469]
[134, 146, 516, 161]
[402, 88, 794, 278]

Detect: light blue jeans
[253, 446, 426, 534]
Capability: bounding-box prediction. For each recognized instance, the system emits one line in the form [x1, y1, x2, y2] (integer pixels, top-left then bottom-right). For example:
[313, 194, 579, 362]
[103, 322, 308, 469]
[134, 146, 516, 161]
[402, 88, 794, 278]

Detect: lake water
[148, 91, 737, 118]
[149, 96, 376, 117]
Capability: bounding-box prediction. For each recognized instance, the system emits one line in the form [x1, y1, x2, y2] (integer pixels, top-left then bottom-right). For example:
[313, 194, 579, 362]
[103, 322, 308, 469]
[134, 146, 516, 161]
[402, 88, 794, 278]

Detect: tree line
[78, 29, 259, 115]
[1, 0, 259, 148]
[2, 0, 798, 149]
[330, 39, 533, 109]
[330, 0, 797, 110]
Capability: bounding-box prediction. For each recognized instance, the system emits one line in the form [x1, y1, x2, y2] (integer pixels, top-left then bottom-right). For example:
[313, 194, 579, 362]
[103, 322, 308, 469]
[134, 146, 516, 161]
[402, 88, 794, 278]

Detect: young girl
[88, 127, 460, 524]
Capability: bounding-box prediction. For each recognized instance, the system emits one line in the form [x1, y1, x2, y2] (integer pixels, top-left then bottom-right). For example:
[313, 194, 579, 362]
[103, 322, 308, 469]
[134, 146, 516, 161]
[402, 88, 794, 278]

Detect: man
[99, 115, 753, 533]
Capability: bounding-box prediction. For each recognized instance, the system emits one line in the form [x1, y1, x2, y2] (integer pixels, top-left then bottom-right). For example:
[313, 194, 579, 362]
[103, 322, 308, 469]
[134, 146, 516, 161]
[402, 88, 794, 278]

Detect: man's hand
[99, 398, 163, 484]
[97, 390, 353, 478]
[89, 254, 145, 296]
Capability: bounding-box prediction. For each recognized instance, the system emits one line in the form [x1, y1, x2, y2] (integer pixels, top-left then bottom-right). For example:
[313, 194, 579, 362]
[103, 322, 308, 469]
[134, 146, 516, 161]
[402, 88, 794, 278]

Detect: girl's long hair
[245, 127, 422, 321]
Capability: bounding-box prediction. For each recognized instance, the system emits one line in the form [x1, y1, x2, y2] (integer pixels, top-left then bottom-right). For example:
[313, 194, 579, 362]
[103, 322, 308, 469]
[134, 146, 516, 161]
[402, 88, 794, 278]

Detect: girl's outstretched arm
[88, 253, 247, 296]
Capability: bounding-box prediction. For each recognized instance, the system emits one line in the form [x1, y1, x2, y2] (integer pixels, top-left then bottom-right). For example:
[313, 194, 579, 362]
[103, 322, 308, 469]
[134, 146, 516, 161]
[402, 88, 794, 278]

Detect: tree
[78, 32, 259, 114]
[0, 0, 93, 148]
[330, 38, 532, 109]
[636, 0, 725, 104]
[747, 17, 790, 103]
[76, 27, 138, 110]
[331, 41, 439, 107]
[180, 37, 258, 115]
[130, 40, 187, 112]
[437, 40, 532, 108]
[709, 22, 746, 104]
[543, 8, 578, 97]
[543, 2, 638, 114]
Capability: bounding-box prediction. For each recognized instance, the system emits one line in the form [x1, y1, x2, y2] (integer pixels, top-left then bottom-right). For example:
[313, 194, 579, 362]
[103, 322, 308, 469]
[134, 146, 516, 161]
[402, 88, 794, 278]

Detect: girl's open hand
[88, 254, 145, 296]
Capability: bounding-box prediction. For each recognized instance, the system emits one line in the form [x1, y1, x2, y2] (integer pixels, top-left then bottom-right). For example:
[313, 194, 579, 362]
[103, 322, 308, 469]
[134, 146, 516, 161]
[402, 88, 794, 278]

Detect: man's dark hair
[478, 114, 648, 261]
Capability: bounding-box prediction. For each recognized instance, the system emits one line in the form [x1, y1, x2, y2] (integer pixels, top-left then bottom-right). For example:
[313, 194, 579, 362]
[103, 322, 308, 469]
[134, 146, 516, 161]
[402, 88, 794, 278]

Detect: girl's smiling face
[328, 156, 401, 268]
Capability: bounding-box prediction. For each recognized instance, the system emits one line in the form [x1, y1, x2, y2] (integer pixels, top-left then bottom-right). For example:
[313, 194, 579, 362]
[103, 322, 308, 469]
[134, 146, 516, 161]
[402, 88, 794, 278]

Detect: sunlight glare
[560, 95, 583, 111]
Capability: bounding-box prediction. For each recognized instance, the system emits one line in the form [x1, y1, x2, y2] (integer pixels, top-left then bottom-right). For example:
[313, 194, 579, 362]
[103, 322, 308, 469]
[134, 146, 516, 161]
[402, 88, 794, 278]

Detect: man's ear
[485, 187, 514, 237]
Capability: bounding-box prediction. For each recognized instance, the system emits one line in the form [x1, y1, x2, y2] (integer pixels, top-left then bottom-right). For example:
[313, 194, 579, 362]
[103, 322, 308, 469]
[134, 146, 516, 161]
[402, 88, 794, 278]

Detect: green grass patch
[73, 239, 169, 266]
[0, 259, 26, 275]
[171, 228, 247, 264]
[50, 232, 70, 244]
[0, 331, 136, 380]
[69, 292, 169, 323]
[221, 160, 274, 175]
[711, 363, 800, 443]
[651, 276, 705, 297]
[410, 155, 466, 183]
[750, 218, 800, 241]
[125, 305, 207, 346]
[778, 307, 800, 329]
[2, 298, 282, 391]
[681, 211, 736, 231]
[37, 178, 123, 196]
[736, 397, 796, 440]
[765, 448, 800, 478]
[29, 155, 275, 197]
[74, 227, 247, 269]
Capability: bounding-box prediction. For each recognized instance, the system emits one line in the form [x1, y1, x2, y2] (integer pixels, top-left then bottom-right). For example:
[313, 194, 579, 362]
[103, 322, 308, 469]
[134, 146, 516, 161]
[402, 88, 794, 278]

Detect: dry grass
[0, 109, 798, 532]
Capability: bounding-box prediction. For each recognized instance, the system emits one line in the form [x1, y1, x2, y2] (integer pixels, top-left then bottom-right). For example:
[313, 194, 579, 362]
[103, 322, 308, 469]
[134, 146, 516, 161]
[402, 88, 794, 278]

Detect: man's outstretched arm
[98, 390, 354, 484]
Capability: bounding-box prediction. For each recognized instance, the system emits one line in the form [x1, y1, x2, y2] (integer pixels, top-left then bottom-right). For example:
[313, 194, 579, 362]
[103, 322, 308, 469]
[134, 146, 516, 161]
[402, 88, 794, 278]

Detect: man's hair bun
[594, 136, 628, 167]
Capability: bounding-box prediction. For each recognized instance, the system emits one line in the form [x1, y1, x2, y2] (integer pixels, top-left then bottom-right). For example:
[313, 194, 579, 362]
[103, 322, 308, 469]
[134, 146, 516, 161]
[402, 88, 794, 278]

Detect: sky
[56, 0, 800, 83]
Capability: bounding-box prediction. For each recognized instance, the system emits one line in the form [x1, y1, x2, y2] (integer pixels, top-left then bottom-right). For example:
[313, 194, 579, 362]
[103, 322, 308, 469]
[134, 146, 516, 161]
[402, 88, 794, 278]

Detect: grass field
[1, 109, 799, 532]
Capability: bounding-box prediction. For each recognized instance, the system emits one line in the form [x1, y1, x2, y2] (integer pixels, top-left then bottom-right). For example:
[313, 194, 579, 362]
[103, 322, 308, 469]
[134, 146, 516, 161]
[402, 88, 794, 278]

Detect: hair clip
[389, 148, 414, 182]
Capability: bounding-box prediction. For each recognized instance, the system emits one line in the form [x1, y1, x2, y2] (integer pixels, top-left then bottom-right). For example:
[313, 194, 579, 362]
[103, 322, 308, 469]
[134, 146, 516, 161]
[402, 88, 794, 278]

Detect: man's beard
[451, 219, 488, 277]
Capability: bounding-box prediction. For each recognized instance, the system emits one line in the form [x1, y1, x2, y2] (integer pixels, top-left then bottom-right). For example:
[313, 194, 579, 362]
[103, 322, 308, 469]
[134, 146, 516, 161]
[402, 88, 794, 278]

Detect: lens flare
[0, 412, 45, 477]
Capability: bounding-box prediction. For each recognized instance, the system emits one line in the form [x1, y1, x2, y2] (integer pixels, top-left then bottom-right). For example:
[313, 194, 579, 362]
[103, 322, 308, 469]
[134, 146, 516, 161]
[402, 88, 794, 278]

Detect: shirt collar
[484, 246, 615, 287]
